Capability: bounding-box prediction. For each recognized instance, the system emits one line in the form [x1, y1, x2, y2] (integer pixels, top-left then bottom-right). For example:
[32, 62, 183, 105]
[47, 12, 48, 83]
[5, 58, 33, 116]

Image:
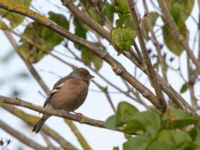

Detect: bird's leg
[60, 109, 70, 115]
[72, 111, 87, 123]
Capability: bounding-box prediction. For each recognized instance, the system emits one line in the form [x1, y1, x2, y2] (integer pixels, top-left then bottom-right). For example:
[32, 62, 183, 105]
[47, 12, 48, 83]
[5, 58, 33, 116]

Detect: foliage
[18, 11, 69, 63]
[105, 102, 200, 150]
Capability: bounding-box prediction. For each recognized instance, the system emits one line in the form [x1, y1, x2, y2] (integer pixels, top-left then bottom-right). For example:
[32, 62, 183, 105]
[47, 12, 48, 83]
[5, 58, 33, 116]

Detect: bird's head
[70, 68, 94, 84]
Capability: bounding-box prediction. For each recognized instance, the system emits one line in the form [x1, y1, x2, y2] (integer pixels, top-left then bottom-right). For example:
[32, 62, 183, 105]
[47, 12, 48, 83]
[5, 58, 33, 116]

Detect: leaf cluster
[105, 102, 200, 150]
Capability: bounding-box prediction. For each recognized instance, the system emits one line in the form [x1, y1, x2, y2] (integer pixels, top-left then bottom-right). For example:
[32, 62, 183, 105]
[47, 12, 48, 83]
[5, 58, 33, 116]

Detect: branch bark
[128, 0, 166, 112]
[0, 95, 124, 132]
[0, 120, 46, 150]
[2, 104, 78, 150]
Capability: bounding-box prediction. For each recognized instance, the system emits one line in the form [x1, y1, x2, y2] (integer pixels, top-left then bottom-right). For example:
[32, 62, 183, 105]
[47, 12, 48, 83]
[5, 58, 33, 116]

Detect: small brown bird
[32, 68, 94, 133]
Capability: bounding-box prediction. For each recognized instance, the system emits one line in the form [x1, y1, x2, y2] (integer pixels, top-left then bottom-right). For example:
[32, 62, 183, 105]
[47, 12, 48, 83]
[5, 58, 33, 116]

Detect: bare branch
[128, 0, 166, 112]
[142, 0, 168, 81]
[2, 104, 78, 150]
[0, 95, 124, 133]
[61, 0, 111, 41]
[0, 120, 46, 150]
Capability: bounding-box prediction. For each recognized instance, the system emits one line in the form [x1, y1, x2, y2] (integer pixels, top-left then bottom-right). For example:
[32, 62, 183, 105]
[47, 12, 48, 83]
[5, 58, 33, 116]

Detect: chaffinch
[32, 67, 94, 133]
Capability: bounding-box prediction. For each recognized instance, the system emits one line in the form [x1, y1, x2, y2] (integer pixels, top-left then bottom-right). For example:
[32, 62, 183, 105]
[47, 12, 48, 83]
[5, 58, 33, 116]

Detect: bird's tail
[32, 115, 49, 133]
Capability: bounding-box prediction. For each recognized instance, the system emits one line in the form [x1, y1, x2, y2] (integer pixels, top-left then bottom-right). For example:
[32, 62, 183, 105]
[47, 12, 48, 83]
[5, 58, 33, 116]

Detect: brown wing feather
[43, 76, 72, 108]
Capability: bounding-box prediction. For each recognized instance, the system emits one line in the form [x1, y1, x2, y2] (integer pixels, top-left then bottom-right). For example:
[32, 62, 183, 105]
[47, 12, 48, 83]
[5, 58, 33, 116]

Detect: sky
[0, 0, 199, 149]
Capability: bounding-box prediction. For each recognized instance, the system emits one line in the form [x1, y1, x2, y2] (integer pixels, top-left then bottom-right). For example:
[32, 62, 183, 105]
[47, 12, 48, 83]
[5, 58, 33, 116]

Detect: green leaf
[81, 47, 103, 71]
[81, 47, 93, 64]
[173, 119, 198, 129]
[180, 83, 188, 93]
[128, 111, 161, 135]
[18, 41, 48, 64]
[193, 129, 200, 149]
[116, 13, 134, 28]
[104, 115, 116, 130]
[115, 0, 129, 15]
[156, 129, 193, 148]
[163, 0, 191, 56]
[164, 108, 193, 120]
[123, 135, 150, 150]
[102, 2, 115, 23]
[74, 18, 87, 39]
[87, 6, 103, 24]
[111, 27, 136, 51]
[116, 101, 138, 126]
[188, 127, 200, 149]
[0, 0, 31, 28]
[92, 54, 103, 71]
[41, 11, 69, 47]
[170, 3, 184, 27]
[169, 0, 194, 23]
[123, 119, 144, 134]
[147, 141, 173, 150]
[18, 12, 68, 63]
[162, 25, 184, 56]
[162, 108, 198, 129]
[48, 11, 69, 29]
[188, 128, 198, 140]
[141, 12, 159, 39]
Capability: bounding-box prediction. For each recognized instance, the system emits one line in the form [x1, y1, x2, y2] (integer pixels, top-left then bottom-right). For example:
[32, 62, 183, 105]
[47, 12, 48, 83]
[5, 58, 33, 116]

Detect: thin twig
[143, 0, 168, 81]
[92, 80, 116, 113]
[128, 0, 166, 112]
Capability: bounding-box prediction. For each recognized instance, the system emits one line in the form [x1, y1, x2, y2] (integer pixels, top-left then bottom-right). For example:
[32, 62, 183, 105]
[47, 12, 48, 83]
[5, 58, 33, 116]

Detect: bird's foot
[72, 112, 85, 123]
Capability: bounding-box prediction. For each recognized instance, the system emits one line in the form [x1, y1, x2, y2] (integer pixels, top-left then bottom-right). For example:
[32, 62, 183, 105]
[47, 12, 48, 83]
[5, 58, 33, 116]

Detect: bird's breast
[50, 78, 89, 111]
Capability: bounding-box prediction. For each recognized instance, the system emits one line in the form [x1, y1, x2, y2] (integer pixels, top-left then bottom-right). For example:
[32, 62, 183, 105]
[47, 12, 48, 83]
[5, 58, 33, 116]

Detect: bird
[32, 67, 94, 133]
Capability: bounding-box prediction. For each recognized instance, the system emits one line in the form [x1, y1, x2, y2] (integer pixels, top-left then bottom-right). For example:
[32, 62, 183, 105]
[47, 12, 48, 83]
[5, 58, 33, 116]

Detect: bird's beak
[90, 74, 95, 78]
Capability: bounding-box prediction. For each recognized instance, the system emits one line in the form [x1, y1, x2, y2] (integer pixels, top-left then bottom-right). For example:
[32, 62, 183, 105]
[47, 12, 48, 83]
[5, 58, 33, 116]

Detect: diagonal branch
[142, 0, 168, 81]
[61, 0, 111, 41]
[128, 0, 166, 112]
[0, 95, 123, 132]
[2, 104, 77, 150]
[0, 120, 47, 150]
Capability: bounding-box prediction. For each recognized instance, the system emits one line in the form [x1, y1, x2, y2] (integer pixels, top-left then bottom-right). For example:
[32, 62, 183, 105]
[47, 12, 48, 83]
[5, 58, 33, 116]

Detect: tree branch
[0, 95, 124, 133]
[128, 0, 166, 112]
[2, 104, 78, 150]
[61, 0, 111, 41]
[0, 120, 46, 150]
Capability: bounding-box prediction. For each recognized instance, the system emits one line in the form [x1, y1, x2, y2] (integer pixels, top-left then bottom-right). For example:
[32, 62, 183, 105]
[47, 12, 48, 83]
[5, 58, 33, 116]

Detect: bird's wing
[43, 76, 72, 108]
